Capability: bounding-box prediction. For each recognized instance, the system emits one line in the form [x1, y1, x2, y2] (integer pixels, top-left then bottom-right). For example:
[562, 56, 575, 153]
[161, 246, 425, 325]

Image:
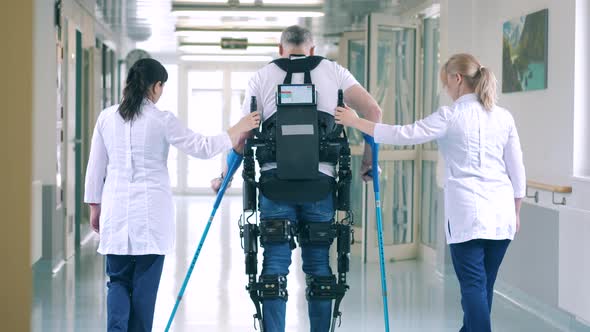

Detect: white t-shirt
[241, 58, 360, 177]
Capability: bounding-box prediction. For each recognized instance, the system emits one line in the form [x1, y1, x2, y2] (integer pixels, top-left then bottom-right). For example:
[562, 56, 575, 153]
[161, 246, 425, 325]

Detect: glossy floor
[33, 196, 568, 331]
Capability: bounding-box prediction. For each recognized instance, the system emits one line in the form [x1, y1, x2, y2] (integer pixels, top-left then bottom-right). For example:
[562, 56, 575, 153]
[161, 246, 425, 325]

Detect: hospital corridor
[2, 0, 590, 331]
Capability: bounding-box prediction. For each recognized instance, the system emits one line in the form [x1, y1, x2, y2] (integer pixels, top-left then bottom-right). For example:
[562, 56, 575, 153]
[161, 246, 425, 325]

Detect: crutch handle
[225, 149, 243, 181]
[362, 134, 380, 193]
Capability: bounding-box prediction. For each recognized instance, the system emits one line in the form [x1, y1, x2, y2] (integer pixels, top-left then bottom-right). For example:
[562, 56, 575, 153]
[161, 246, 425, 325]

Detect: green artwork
[502, 9, 548, 93]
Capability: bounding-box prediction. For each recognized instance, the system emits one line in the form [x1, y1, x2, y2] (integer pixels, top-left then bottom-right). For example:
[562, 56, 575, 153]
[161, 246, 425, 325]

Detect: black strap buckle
[259, 219, 295, 248]
[257, 274, 288, 300]
[298, 222, 337, 246]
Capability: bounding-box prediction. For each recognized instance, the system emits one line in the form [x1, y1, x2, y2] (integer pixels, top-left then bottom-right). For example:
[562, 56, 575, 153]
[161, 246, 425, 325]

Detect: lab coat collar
[142, 98, 155, 107]
[454, 93, 478, 105]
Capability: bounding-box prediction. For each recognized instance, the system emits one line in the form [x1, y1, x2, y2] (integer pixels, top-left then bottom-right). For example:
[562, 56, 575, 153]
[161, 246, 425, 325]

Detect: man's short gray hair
[280, 25, 314, 47]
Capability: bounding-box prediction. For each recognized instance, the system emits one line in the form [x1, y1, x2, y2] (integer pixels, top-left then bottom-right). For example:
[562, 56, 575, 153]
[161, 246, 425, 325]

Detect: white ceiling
[121, 0, 432, 59]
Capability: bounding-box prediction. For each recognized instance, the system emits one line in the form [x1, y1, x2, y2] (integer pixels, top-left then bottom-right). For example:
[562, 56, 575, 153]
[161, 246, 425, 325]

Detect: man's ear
[279, 44, 284, 56]
[310, 46, 315, 56]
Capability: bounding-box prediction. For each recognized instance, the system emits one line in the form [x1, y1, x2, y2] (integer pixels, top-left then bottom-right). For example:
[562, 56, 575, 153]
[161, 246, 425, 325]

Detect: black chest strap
[271, 55, 325, 84]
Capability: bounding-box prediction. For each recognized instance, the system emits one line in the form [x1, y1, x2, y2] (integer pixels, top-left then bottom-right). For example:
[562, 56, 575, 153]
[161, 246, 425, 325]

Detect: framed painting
[502, 9, 548, 93]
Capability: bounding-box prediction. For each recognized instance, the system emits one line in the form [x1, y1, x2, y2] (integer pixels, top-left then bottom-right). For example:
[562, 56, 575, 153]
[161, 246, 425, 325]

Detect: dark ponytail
[118, 58, 168, 122]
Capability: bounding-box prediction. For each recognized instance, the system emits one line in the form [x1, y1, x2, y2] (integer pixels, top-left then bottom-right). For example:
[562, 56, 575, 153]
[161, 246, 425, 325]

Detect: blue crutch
[164, 149, 243, 331]
[363, 134, 391, 332]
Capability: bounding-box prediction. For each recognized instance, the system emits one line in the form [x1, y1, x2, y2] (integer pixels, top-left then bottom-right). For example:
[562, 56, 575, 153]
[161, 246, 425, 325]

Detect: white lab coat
[84, 99, 232, 255]
[373, 93, 526, 244]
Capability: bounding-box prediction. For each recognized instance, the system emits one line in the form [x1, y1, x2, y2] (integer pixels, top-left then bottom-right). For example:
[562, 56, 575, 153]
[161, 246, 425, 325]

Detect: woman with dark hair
[84, 58, 259, 331]
[336, 53, 526, 332]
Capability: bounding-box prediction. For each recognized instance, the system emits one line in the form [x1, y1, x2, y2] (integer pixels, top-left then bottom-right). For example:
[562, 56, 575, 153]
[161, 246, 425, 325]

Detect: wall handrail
[526, 180, 572, 194]
[525, 180, 572, 205]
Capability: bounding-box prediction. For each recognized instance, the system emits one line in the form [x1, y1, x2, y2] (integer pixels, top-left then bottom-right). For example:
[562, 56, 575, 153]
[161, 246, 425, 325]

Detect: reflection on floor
[33, 195, 568, 331]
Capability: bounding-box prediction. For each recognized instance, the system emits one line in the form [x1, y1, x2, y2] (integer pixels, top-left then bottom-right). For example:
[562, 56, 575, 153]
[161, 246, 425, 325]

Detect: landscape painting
[502, 9, 548, 93]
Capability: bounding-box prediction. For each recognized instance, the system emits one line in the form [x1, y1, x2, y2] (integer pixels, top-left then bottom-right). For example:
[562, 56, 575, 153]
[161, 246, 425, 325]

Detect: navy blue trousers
[450, 239, 511, 332]
[106, 254, 165, 332]
[259, 193, 335, 332]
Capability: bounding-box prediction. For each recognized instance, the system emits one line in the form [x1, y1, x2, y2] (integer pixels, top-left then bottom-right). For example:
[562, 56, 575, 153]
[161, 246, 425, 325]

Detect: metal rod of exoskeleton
[164, 150, 243, 331]
[330, 89, 346, 332]
[251, 95, 259, 135]
[364, 134, 391, 332]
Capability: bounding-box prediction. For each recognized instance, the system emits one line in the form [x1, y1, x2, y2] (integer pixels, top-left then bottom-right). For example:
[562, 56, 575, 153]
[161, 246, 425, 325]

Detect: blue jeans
[259, 192, 335, 332]
[106, 254, 165, 332]
[449, 239, 511, 332]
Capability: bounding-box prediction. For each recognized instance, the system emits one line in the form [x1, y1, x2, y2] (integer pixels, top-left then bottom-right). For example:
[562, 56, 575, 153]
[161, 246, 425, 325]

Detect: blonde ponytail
[475, 66, 497, 111]
[441, 53, 498, 111]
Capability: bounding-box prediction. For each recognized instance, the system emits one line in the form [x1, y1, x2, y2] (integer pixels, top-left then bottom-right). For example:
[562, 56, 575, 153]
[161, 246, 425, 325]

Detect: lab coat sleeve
[164, 111, 232, 159]
[84, 119, 108, 204]
[373, 106, 452, 146]
[503, 117, 526, 198]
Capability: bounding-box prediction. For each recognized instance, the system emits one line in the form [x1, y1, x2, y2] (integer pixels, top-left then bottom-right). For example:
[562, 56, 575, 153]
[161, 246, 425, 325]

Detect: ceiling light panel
[174, 0, 229, 3]
[175, 16, 298, 27]
[239, 0, 323, 4]
[181, 54, 274, 62]
[175, 31, 281, 43]
[179, 35, 279, 44]
[173, 0, 323, 3]
[179, 45, 278, 54]
[173, 10, 324, 18]
[171, 2, 325, 18]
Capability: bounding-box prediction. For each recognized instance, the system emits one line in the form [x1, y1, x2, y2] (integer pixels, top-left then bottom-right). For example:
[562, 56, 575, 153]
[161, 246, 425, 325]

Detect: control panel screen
[277, 84, 315, 105]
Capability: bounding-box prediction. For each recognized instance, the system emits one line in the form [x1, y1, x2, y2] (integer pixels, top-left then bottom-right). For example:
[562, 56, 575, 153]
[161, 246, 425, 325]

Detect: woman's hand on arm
[227, 112, 260, 148]
[335, 105, 382, 181]
[211, 112, 259, 194]
[340, 84, 383, 181]
[335, 106, 377, 136]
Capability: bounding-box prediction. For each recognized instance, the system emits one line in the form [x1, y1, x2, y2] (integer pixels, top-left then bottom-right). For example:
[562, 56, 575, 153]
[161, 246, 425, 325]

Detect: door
[73, 30, 84, 248]
[171, 65, 261, 194]
[77, 46, 95, 247]
[63, 23, 80, 259]
[55, 19, 67, 266]
[419, 16, 442, 255]
[363, 14, 421, 262]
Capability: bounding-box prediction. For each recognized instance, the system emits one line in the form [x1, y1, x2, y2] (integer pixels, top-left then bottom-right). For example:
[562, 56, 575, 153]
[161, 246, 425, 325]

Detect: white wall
[478, 0, 575, 186]
[559, 206, 590, 325]
[440, 0, 590, 324]
[441, 0, 577, 185]
[33, 0, 58, 185]
[573, 0, 590, 178]
[31, 0, 59, 266]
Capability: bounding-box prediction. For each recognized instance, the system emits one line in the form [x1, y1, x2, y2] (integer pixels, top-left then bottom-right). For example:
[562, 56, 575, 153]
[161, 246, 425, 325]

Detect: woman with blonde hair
[335, 53, 526, 332]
